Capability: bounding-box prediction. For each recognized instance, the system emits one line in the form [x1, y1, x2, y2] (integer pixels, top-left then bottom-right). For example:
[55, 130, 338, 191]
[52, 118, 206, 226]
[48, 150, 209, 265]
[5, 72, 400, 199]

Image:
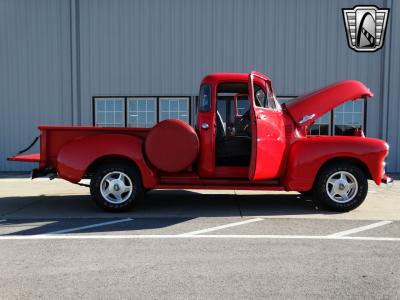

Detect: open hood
[285, 80, 373, 126]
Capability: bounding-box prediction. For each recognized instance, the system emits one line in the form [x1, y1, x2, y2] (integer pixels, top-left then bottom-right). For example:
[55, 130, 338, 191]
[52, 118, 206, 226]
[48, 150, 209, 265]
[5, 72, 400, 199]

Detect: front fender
[283, 136, 388, 191]
[57, 134, 158, 187]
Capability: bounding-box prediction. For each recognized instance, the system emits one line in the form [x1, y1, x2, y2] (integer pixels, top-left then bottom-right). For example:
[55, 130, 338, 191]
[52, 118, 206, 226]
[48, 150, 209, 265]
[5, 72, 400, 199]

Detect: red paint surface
[285, 80, 373, 126]
[57, 133, 158, 187]
[282, 136, 388, 190]
[7, 72, 390, 193]
[145, 119, 199, 172]
[7, 153, 40, 162]
[248, 72, 287, 180]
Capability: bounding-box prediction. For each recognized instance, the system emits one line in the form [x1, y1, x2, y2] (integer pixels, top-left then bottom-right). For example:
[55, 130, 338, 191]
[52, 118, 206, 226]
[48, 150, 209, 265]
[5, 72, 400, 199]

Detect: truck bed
[8, 126, 151, 169]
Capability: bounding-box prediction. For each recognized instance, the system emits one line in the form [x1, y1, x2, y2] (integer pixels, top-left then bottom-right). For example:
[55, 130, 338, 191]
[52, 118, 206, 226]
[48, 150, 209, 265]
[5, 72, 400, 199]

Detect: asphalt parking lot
[0, 175, 399, 299]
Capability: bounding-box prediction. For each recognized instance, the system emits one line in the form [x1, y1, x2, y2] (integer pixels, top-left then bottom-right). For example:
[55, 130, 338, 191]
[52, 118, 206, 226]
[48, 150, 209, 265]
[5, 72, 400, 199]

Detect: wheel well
[316, 157, 372, 182]
[85, 155, 140, 179]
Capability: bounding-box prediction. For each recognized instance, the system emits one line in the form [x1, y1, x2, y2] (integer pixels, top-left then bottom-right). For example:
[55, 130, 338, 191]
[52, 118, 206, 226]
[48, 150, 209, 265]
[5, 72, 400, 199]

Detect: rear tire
[90, 162, 144, 212]
[313, 163, 368, 212]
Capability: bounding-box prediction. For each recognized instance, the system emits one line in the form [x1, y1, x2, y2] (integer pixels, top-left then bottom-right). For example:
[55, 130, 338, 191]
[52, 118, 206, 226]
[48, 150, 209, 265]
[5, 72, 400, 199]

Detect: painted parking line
[42, 218, 133, 235]
[328, 220, 393, 237]
[178, 218, 264, 236]
[0, 234, 399, 241]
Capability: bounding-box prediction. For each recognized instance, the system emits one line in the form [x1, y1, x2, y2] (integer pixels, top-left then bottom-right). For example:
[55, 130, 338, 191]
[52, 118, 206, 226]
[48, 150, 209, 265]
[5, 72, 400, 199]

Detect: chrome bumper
[382, 175, 394, 187]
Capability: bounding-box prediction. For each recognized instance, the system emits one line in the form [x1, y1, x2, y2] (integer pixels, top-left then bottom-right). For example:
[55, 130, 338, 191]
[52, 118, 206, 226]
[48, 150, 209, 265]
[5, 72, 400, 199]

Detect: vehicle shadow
[0, 190, 343, 235]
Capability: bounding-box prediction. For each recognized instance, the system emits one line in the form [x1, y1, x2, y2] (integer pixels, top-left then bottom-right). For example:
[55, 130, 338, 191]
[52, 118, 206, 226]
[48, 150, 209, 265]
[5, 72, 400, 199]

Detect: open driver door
[248, 72, 286, 180]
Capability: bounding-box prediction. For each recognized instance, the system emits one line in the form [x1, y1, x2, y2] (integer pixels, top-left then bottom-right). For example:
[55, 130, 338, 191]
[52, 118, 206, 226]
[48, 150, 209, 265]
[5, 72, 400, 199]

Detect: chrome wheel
[325, 171, 358, 203]
[100, 171, 134, 204]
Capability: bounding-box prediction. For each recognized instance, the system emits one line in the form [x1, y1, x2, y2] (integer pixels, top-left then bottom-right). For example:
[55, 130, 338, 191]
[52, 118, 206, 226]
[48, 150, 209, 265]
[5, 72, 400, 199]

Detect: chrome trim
[326, 171, 358, 203]
[299, 113, 316, 125]
[201, 123, 209, 130]
[382, 176, 394, 187]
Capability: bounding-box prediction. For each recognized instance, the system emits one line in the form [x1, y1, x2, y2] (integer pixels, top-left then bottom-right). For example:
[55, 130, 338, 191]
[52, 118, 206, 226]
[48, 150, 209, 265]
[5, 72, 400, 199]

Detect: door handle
[257, 114, 267, 120]
[201, 123, 209, 130]
[298, 114, 315, 124]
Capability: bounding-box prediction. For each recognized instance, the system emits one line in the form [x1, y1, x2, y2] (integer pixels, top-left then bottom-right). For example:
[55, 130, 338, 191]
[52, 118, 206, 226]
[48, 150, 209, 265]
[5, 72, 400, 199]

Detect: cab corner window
[199, 84, 211, 112]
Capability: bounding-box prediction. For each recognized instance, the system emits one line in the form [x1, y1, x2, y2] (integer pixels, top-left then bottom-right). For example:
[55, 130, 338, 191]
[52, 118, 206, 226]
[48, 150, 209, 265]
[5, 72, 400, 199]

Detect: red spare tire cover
[145, 119, 199, 172]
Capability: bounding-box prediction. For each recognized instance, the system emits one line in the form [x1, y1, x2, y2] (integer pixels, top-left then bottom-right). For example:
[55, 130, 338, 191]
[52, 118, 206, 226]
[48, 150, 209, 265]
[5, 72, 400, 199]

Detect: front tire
[90, 163, 144, 212]
[313, 163, 368, 212]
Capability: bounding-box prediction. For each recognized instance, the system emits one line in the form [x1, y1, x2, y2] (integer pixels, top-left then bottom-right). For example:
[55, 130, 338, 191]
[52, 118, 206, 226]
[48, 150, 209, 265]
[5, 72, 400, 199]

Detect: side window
[199, 84, 211, 112]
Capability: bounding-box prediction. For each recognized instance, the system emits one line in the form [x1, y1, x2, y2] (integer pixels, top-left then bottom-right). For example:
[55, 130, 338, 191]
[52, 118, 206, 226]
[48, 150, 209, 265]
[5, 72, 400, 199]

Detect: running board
[157, 177, 283, 191]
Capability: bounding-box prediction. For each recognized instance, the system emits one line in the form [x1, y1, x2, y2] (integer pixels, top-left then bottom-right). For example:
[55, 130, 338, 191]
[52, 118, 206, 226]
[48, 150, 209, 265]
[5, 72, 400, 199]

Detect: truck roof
[201, 72, 271, 84]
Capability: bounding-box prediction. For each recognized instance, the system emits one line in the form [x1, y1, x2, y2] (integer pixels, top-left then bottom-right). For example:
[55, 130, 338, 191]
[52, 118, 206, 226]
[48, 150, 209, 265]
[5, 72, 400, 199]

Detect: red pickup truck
[8, 72, 392, 212]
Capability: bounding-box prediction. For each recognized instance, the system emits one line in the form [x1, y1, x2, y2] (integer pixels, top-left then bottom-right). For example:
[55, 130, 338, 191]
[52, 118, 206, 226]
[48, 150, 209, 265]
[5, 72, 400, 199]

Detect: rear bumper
[381, 175, 394, 187]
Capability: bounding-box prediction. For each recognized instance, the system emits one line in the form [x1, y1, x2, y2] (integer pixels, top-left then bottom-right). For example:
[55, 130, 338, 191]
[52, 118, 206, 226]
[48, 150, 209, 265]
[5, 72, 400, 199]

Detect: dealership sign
[342, 5, 389, 52]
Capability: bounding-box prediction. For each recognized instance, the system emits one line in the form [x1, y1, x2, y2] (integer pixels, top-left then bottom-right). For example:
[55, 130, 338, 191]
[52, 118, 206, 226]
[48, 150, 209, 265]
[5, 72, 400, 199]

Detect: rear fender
[282, 137, 388, 191]
[57, 134, 158, 187]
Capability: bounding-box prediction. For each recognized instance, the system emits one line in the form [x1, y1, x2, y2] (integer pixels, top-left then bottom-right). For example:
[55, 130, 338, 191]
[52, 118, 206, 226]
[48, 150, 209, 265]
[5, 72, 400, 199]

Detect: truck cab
[196, 72, 294, 180]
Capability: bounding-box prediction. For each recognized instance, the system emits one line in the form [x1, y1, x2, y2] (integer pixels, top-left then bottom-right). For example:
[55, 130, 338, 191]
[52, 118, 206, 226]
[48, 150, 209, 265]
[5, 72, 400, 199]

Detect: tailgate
[7, 153, 41, 163]
[7, 134, 41, 164]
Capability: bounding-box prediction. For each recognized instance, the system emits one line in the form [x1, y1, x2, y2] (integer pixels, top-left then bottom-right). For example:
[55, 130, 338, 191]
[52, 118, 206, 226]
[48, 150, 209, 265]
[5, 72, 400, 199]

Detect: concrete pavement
[0, 177, 398, 220]
[0, 176, 399, 299]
